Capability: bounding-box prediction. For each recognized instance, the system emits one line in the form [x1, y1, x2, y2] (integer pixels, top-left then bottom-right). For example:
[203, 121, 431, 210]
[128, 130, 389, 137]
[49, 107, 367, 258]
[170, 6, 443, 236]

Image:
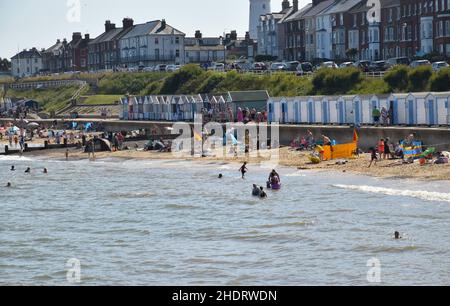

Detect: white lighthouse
[249, 0, 271, 40]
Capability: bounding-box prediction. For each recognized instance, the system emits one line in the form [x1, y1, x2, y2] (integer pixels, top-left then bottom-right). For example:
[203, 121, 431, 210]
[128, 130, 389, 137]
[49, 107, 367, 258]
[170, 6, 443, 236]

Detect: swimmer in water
[43, 168, 48, 174]
[394, 231, 402, 239]
[218, 174, 223, 179]
[10, 166, 15, 171]
[239, 162, 248, 179]
[259, 187, 267, 198]
[252, 184, 260, 196]
[6, 182, 11, 188]
[25, 167, 31, 173]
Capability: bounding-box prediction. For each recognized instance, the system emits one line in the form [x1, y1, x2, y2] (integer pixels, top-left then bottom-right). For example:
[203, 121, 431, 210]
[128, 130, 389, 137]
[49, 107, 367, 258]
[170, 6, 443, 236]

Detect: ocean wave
[333, 184, 450, 203]
[109, 192, 156, 199]
[0, 156, 33, 162]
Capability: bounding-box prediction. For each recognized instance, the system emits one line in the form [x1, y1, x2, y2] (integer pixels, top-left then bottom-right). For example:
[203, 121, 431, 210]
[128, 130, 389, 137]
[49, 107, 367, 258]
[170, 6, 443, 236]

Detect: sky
[0, 0, 309, 59]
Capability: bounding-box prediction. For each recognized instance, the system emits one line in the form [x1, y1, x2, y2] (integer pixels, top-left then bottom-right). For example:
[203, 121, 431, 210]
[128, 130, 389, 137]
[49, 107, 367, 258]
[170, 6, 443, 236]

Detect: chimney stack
[293, 0, 299, 12]
[195, 30, 202, 39]
[282, 0, 290, 11]
[122, 18, 134, 29]
[72, 32, 82, 42]
[105, 20, 116, 32]
[161, 19, 166, 29]
[84, 34, 90, 40]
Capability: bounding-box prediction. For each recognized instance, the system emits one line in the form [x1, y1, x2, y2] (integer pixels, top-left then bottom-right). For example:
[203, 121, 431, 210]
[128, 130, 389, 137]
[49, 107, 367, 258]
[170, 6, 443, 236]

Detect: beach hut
[411, 92, 429, 125]
[352, 96, 364, 125]
[137, 96, 144, 120]
[387, 93, 408, 125]
[290, 97, 303, 124]
[306, 96, 323, 124]
[405, 93, 418, 125]
[336, 95, 354, 125]
[143, 96, 150, 120]
[321, 96, 337, 124]
[119, 97, 127, 120]
[420, 92, 449, 126]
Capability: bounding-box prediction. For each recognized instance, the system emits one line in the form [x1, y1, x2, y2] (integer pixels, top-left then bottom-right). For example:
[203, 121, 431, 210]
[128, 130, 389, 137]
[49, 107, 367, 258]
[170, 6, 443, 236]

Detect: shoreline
[6, 145, 449, 182]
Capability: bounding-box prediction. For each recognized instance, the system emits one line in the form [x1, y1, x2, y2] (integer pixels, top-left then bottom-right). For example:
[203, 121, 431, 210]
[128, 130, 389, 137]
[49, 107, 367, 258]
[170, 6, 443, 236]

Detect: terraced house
[119, 19, 185, 68]
[276, 0, 450, 62]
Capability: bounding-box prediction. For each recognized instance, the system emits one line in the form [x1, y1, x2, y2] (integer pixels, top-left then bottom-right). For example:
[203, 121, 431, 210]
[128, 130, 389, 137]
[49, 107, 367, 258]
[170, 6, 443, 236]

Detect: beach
[15, 143, 450, 181]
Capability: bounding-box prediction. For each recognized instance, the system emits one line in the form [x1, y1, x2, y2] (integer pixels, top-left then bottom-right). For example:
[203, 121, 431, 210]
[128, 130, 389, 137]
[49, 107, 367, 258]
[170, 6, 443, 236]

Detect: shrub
[312, 67, 362, 95]
[430, 67, 450, 91]
[408, 66, 432, 92]
[158, 64, 205, 94]
[383, 65, 409, 91]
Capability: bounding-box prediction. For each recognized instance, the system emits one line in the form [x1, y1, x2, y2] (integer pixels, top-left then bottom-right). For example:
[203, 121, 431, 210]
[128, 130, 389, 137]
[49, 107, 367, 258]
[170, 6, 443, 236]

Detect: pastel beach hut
[335, 95, 355, 125]
[351, 95, 364, 126]
[137, 96, 144, 120]
[424, 92, 450, 126]
[142, 96, 150, 120]
[404, 93, 419, 125]
[289, 97, 303, 124]
[410, 92, 429, 125]
[148, 96, 158, 120]
[321, 96, 338, 124]
[119, 97, 127, 120]
[387, 93, 408, 125]
[306, 96, 323, 124]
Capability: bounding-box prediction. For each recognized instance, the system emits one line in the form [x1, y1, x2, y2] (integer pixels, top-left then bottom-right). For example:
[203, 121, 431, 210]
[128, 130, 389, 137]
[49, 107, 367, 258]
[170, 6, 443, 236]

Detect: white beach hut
[336, 95, 354, 125]
[351, 95, 364, 125]
[423, 92, 449, 126]
[411, 92, 429, 125]
[306, 96, 323, 124]
[387, 93, 408, 125]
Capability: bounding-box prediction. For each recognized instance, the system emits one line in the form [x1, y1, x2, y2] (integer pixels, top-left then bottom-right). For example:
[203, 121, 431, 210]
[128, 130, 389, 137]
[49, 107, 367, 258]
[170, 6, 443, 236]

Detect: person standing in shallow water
[239, 162, 248, 179]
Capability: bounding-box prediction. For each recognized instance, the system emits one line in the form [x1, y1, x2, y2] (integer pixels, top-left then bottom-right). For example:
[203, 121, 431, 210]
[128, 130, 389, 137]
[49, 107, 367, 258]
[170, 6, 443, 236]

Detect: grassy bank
[5, 65, 450, 114]
[6, 85, 88, 113]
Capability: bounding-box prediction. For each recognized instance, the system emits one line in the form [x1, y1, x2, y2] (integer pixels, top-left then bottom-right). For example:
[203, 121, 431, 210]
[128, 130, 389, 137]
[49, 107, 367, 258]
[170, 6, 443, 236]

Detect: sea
[1, 155, 450, 285]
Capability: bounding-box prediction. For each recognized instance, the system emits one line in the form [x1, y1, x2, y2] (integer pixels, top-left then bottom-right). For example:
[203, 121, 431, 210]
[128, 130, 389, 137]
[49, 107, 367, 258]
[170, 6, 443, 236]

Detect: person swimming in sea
[43, 168, 48, 174]
[10, 166, 15, 171]
[252, 184, 260, 196]
[259, 187, 267, 198]
[267, 170, 281, 187]
[239, 162, 248, 179]
[6, 182, 11, 188]
[25, 167, 31, 173]
[218, 174, 223, 179]
[394, 231, 402, 239]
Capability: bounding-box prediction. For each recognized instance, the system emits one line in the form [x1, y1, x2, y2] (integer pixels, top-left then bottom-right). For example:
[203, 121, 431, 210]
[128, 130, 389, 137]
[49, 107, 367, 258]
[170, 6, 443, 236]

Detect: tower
[249, 0, 271, 40]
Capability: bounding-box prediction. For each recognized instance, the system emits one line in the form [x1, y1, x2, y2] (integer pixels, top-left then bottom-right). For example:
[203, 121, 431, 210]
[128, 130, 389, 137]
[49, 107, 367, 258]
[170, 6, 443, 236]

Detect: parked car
[300, 62, 313, 72]
[142, 66, 154, 72]
[208, 62, 225, 71]
[369, 60, 389, 72]
[410, 59, 431, 68]
[353, 60, 370, 72]
[166, 64, 181, 72]
[296, 62, 314, 75]
[154, 64, 167, 72]
[387, 57, 410, 68]
[339, 62, 354, 68]
[252, 62, 268, 71]
[318, 61, 339, 69]
[270, 62, 288, 71]
[286, 61, 301, 71]
[432, 61, 450, 72]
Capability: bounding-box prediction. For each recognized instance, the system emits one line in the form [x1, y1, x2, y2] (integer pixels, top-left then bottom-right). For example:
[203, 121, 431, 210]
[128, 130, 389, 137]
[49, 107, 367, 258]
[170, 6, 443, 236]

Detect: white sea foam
[333, 184, 450, 203]
[0, 155, 33, 162]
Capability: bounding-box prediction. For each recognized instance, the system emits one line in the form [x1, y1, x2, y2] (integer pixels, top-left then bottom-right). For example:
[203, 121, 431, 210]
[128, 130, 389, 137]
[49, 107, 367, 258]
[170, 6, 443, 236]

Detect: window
[175, 37, 180, 44]
[175, 49, 180, 57]
[155, 38, 159, 44]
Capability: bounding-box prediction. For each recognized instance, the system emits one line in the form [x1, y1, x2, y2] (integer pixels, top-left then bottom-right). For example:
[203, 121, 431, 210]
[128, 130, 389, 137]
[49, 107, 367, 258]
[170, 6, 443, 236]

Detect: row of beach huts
[118, 91, 450, 126]
[268, 92, 450, 126]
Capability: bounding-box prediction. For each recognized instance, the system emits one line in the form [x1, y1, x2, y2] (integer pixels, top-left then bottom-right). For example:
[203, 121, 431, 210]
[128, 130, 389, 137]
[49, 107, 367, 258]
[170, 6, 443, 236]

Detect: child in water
[239, 162, 248, 179]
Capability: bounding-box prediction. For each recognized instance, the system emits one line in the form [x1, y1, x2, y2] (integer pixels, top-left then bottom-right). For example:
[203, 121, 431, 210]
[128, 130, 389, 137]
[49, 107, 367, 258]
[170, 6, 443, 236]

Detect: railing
[120, 55, 178, 63]
[7, 80, 87, 90]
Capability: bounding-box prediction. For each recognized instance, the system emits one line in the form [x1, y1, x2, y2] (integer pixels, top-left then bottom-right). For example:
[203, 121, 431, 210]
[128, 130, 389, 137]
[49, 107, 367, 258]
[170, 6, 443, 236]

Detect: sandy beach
[13, 143, 449, 181]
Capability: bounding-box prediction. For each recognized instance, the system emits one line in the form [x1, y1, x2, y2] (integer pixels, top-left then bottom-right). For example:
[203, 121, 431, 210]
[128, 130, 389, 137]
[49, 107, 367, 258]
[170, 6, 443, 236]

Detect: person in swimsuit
[239, 162, 248, 179]
[252, 184, 260, 196]
[10, 166, 15, 171]
[25, 167, 31, 173]
[6, 182, 11, 188]
[259, 187, 267, 198]
[268, 170, 281, 186]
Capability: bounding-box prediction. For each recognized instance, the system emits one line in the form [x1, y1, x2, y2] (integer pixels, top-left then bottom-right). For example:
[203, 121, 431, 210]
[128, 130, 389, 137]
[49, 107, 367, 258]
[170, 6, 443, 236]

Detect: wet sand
[19, 145, 450, 181]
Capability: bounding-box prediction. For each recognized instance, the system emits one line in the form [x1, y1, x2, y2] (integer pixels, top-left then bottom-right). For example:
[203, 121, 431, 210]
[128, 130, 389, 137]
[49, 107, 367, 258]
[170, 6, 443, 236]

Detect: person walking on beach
[368, 147, 378, 168]
[239, 162, 248, 179]
[65, 149, 69, 161]
[378, 139, 385, 160]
